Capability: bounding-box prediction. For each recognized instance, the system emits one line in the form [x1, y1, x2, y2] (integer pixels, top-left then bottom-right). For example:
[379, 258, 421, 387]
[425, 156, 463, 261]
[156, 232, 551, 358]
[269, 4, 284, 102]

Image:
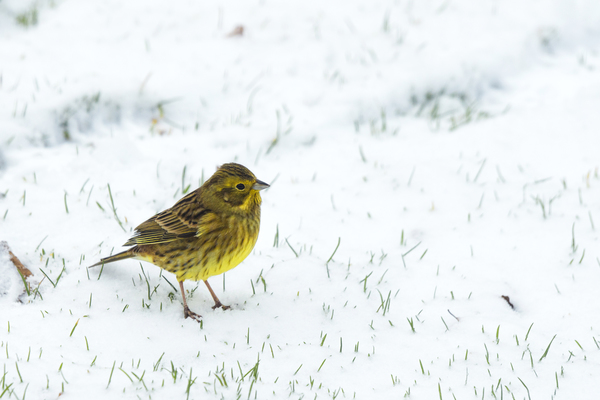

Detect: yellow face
[219, 176, 259, 207]
[204, 163, 269, 213]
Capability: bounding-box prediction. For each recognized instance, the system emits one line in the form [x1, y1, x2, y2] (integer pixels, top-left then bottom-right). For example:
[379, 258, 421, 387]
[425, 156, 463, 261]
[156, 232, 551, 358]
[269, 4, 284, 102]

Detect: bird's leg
[204, 280, 230, 310]
[179, 280, 202, 321]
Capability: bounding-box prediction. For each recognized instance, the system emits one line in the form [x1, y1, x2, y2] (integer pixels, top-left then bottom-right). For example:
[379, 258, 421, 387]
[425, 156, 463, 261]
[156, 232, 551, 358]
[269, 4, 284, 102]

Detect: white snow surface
[1, 0, 600, 399]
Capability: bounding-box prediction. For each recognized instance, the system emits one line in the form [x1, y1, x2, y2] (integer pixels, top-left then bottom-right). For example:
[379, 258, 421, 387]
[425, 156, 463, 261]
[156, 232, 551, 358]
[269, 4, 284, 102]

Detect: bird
[89, 163, 269, 321]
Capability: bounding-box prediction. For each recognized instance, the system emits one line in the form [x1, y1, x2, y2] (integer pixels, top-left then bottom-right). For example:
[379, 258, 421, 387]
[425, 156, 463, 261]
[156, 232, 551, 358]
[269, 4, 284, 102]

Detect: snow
[1, 0, 599, 399]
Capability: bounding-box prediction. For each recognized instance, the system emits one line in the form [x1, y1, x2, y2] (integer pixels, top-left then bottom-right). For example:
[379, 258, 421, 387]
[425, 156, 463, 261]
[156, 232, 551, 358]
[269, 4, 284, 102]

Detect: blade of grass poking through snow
[359, 145, 367, 162]
[518, 377, 532, 400]
[106, 360, 116, 388]
[317, 359, 326, 372]
[79, 178, 90, 194]
[376, 290, 391, 316]
[96, 261, 105, 280]
[579, 249, 586, 264]
[17, 270, 30, 296]
[15, 363, 22, 382]
[242, 355, 260, 380]
[293, 364, 303, 375]
[326, 237, 341, 265]
[496, 326, 501, 344]
[69, 319, 80, 337]
[401, 241, 421, 268]
[525, 323, 534, 341]
[39, 268, 56, 288]
[161, 275, 178, 293]
[324, 237, 341, 278]
[320, 333, 327, 346]
[0, 384, 13, 398]
[473, 158, 487, 183]
[140, 264, 151, 300]
[285, 238, 298, 257]
[539, 335, 557, 362]
[107, 184, 126, 232]
[35, 235, 48, 252]
[407, 166, 416, 186]
[185, 368, 196, 400]
[360, 272, 373, 292]
[86, 185, 94, 206]
[181, 165, 191, 194]
[55, 260, 66, 286]
[119, 368, 133, 383]
[153, 353, 164, 372]
[273, 224, 279, 247]
[441, 317, 449, 331]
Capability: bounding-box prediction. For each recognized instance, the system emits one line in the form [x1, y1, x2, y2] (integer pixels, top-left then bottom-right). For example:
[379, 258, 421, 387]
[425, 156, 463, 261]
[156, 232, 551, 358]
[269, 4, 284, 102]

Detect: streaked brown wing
[123, 190, 209, 246]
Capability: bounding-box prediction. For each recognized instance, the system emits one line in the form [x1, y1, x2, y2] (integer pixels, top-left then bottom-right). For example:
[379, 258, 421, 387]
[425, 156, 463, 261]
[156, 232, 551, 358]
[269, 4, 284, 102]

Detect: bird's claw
[212, 302, 231, 310]
[183, 306, 202, 322]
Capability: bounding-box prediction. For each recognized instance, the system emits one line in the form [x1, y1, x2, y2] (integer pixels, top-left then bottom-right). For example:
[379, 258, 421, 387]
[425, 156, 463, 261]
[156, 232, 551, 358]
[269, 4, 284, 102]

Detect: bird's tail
[88, 250, 135, 268]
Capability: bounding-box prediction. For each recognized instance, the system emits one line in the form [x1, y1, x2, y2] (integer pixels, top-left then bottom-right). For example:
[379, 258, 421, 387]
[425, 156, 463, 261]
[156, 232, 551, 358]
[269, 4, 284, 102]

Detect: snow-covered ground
[1, 0, 599, 398]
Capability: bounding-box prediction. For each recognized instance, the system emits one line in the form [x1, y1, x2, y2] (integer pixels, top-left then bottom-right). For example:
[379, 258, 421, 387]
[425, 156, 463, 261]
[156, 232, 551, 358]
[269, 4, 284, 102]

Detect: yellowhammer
[90, 163, 269, 321]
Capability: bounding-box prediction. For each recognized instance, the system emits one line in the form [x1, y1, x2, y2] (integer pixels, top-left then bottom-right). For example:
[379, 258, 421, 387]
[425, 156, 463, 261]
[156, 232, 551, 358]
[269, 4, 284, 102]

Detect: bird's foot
[183, 306, 202, 322]
[212, 302, 231, 310]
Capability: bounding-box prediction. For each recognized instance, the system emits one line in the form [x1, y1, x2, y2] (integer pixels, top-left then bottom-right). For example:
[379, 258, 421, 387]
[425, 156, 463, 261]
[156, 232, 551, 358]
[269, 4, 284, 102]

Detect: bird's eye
[236, 183, 246, 190]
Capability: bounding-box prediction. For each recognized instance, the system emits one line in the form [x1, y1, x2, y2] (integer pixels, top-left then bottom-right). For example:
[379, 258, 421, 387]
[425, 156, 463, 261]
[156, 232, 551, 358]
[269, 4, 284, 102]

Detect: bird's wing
[123, 190, 209, 246]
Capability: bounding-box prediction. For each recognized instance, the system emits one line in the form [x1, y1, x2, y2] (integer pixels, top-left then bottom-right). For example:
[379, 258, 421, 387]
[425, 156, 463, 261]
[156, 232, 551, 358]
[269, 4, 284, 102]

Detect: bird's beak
[252, 180, 270, 191]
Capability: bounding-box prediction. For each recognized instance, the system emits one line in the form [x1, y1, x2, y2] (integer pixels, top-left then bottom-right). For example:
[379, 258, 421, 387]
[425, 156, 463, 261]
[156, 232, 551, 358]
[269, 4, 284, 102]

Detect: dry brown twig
[501, 295, 515, 310]
[226, 25, 244, 37]
[1, 240, 33, 278]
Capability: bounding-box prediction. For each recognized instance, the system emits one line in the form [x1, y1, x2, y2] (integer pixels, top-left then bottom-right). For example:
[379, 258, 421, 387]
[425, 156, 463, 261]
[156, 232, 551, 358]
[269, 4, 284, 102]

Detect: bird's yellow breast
[180, 225, 258, 281]
[135, 212, 260, 282]
[189, 233, 257, 281]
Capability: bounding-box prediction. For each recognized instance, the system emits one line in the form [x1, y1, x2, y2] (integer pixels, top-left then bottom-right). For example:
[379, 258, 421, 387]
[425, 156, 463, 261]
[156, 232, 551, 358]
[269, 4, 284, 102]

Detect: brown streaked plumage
[90, 163, 269, 321]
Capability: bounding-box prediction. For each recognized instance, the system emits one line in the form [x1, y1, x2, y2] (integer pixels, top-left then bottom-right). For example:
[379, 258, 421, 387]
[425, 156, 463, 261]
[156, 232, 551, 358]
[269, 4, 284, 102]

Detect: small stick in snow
[447, 309, 460, 321]
[0, 241, 33, 278]
[226, 25, 244, 37]
[501, 295, 515, 310]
